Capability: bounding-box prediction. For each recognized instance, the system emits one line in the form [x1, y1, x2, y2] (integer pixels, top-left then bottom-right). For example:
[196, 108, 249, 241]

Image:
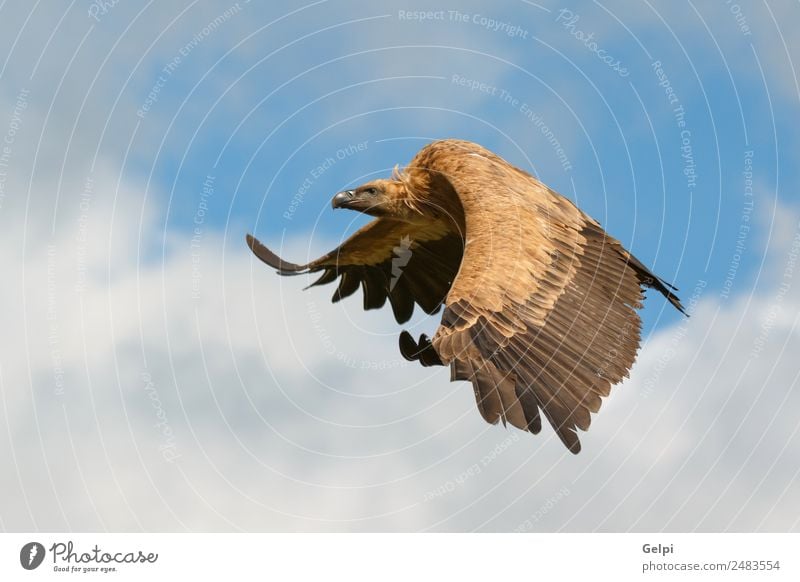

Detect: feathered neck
[397, 163, 465, 232]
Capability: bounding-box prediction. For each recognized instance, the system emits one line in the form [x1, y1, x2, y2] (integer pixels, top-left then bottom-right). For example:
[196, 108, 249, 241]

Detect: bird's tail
[625, 252, 686, 315]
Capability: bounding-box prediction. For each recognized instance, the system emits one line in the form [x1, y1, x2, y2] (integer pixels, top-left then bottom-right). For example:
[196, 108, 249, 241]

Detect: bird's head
[331, 178, 420, 220]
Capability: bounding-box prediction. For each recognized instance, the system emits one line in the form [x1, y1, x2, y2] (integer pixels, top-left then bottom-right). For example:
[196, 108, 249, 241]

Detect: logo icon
[20, 542, 45, 570]
[390, 235, 413, 291]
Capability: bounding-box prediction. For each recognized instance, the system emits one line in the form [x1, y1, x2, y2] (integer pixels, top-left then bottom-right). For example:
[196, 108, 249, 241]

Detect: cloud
[1, 158, 798, 531]
[1, 1, 799, 533]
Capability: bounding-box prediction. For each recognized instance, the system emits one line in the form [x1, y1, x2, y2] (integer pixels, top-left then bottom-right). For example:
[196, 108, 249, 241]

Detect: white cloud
[1, 1, 799, 533]
[1, 161, 798, 531]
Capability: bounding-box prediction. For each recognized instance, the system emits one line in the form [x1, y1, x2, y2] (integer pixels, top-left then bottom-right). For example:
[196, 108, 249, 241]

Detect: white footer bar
[2, 533, 797, 581]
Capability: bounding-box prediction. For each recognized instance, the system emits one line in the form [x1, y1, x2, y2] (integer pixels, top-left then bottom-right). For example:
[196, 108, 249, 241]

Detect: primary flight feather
[247, 139, 684, 453]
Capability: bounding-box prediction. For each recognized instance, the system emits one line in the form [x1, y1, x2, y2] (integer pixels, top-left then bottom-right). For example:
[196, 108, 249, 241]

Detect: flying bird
[247, 139, 684, 453]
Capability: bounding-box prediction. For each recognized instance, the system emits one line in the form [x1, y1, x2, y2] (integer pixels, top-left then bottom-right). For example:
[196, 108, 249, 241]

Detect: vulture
[247, 139, 684, 453]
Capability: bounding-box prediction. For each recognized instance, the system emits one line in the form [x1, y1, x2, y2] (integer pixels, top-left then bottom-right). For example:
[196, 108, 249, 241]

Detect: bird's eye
[363, 187, 377, 195]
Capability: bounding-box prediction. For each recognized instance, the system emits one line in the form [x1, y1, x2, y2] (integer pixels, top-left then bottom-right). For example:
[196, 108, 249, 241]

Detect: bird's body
[248, 139, 684, 453]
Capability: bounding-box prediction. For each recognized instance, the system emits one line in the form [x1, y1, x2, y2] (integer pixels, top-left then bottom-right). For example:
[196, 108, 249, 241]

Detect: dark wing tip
[646, 275, 687, 316]
[399, 331, 443, 367]
[398, 331, 418, 362]
[670, 294, 688, 317]
[555, 425, 582, 454]
[566, 435, 582, 455]
[246, 233, 308, 275]
[652, 281, 687, 316]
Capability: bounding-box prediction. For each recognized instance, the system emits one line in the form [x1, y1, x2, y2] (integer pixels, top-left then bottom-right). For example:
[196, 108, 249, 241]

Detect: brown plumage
[248, 139, 684, 453]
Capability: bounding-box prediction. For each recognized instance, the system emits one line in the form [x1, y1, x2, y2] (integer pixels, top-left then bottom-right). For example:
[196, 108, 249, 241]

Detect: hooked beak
[331, 190, 355, 209]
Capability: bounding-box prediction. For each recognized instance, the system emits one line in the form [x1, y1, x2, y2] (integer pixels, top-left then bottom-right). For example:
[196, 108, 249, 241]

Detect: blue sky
[0, 1, 798, 532]
[110, 0, 795, 330]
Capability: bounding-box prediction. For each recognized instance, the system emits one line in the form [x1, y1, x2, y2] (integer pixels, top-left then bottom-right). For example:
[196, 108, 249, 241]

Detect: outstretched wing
[247, 218, 463, 324]
[416, 140, 683, 453]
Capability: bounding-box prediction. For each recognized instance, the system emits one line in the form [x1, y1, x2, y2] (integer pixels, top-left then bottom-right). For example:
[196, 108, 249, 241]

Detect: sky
[0, 0, 798, 532]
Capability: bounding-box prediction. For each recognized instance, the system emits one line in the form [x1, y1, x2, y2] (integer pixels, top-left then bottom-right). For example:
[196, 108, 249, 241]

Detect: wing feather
[247, 218, 462, 324]
[248, 139, 684, 454]
[407, 140, 681, 453]
[388, 277, 416, 323]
